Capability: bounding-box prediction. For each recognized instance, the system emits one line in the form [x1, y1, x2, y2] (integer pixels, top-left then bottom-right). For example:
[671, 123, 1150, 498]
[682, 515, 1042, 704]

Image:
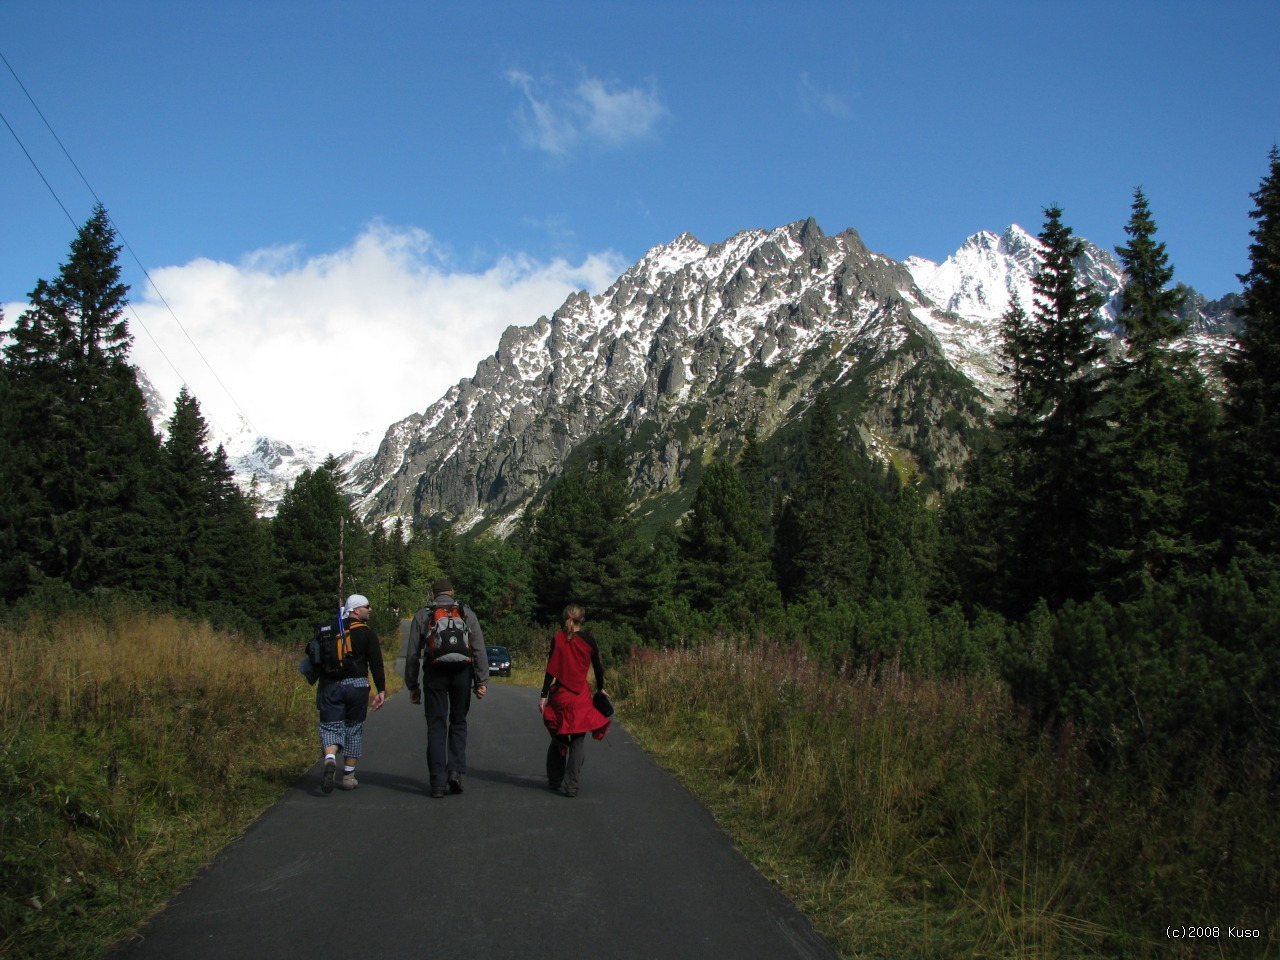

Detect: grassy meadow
[616, 641, 1278, 959]
[0, 605, 375, 959]
[2, 611, 1274, 959]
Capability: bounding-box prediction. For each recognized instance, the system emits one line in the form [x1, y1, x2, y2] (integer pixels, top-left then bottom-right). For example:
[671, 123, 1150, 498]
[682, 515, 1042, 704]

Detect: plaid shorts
[317, 678, 370, 757]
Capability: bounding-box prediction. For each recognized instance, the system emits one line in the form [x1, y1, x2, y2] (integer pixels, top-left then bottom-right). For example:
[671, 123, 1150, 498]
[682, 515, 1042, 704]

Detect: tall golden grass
[0, 605, 328, 959]
[618, 640, 1278, 959]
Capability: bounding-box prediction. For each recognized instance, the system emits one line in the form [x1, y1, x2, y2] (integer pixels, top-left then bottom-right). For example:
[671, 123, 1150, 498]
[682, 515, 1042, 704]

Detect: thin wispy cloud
[507, 69, 666, 156]
[798, 72, 852, 119]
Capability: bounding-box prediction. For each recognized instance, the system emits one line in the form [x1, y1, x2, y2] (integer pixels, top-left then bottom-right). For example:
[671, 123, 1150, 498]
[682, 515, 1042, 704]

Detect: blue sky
[3, 2, 1277, 450]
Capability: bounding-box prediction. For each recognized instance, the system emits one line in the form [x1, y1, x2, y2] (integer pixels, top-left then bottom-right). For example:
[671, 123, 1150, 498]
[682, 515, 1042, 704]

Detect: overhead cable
[0, 46, 255, 435]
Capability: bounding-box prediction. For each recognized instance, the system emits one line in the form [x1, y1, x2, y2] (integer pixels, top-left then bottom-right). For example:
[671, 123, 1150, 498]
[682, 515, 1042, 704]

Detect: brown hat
[431, 578, 454, 595]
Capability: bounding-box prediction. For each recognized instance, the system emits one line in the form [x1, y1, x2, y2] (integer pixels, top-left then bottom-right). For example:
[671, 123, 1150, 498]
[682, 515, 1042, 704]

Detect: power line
[0, 102, 202, 427]
[0, 46, 256, 435]
[0, 107, 78, 230]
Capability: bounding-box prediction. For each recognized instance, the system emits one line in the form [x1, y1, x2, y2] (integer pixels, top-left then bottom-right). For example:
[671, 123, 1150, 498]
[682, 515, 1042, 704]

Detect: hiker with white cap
[316, 594, 387, 794]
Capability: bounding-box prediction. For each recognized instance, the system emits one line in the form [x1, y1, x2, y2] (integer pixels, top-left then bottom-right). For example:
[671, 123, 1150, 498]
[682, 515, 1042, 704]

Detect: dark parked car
[487, 645, 512, 677]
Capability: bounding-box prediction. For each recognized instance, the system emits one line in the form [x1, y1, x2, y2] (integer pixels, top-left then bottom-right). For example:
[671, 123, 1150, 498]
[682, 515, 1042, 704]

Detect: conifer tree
[677, 456, 780, 628]
[1002, 207, 1109, 612]
[1098, 189, 1217, 596]
[270, 463, 369, 636]
[528, 466, 594, 621]
[162, 387, 273, 621]
[0, 204, 167, 600]
[774, 394, 884, 604]
[956, 296, 1039, 611]
[455, 536, 535, 626]
[878, 475, 939, 601]
[529, 447, 649, 630]
[737, 432, 772, 526]
[162, 387, 215, 607]
[1220, 148, 1280, 581]
[202, 442, 276, 620]
[431, 524, 458, 580]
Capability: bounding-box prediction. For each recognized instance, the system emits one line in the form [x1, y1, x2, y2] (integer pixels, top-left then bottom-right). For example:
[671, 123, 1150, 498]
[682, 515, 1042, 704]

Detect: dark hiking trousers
[546, 732, 587, 796]
[422, 663, 472, 788]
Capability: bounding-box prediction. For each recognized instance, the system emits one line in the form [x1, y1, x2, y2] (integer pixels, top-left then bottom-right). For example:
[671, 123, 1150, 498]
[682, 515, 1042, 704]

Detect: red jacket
[541, 630, 610, 739]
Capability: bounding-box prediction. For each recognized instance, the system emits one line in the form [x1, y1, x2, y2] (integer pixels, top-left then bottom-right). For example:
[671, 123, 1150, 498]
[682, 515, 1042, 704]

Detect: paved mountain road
[108, 683, 838, 959]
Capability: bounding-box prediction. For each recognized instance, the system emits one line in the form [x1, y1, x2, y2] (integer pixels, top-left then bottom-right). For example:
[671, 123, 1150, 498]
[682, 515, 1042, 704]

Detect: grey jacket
[404, 593, 489, 691]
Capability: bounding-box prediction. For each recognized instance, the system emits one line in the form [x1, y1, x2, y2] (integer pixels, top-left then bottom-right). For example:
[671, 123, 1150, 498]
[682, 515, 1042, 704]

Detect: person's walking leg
[317, 681, 345, 795]
[563, 733, 587, 797]
[446, 667, 470, 789]
[424, 671, 450, 796]
[340, 684, 369, 790]
[546, 735, 567, 790]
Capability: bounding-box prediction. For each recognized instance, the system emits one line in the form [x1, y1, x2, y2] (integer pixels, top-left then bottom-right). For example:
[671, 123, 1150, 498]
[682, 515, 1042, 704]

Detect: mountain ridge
[147, 219, 1237, 523]
[349, 219, 996, 532]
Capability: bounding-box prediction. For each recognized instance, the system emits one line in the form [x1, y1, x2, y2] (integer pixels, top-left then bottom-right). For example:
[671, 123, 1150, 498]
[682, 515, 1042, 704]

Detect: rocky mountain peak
[348, 218, 988, 532]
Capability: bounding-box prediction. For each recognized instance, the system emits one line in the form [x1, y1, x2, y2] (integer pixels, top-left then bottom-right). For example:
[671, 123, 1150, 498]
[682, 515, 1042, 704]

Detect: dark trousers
[546, 733, 587, 796]
[423, 664, 471, 788]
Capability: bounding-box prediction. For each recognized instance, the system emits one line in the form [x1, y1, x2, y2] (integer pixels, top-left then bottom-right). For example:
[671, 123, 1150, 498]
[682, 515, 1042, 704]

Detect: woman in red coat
[539, 604, 610, 797]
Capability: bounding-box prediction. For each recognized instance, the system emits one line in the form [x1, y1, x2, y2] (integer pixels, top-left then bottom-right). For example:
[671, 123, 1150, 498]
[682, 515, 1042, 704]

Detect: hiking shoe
[447, 774, 464, 794]
[321, 759, 337, 795]
[340, 773, 358, 791]
[430, 785, 445, 799]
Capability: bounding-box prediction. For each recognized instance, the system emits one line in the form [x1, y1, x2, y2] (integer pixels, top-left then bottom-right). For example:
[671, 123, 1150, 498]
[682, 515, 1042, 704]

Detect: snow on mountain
[348, 218, 984, 530]
[138, 375, 375, 516]
[219, 425, 377, 515]
[903, 225, 1130, 397]
[904, 224, 1233, 395]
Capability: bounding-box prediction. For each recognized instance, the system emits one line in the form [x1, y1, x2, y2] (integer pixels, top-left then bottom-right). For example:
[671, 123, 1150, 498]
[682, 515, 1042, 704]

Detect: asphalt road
[107, 682, 838, 960]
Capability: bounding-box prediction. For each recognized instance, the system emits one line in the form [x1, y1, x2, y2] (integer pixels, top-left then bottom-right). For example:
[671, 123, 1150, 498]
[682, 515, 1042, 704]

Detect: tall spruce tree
[774, 394, 885, 604]
[162, 387, 216, 607]
[270, 462, 369, 637]
[201, 442, 276, 621]
[988, 207, 1109, 614]
[162, 386, 274, 621]
[0, 205, 167, 601]
[1220, 148, 1280, 582]
[454, 535, 535, 626]
[937, 298, 1033, 613]
[1098, 189, 1217, 597]
[676, 456, 781, 629]
[529, 447, 649, 630]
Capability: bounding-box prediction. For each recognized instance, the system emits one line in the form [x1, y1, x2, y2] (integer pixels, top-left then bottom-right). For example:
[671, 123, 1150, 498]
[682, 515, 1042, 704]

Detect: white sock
[344, 766, 355, 775]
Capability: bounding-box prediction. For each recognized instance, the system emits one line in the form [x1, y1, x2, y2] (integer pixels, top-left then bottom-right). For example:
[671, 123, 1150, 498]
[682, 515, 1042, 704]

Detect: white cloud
[125, 222, 625, 452]
[507, 69, 666, 156]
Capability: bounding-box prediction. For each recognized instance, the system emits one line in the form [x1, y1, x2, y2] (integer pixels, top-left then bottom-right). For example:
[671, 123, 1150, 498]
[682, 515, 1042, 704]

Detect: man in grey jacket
[405, 578, 489, 798]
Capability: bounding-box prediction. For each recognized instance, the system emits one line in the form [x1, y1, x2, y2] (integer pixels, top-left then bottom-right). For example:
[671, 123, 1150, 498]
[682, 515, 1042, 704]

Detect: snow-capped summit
[905, 224, 1124, 326]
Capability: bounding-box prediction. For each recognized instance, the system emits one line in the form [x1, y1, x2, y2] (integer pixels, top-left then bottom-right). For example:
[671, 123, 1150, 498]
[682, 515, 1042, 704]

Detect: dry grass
[617, 640, 1279, 959]
[0, 605, 348, 959]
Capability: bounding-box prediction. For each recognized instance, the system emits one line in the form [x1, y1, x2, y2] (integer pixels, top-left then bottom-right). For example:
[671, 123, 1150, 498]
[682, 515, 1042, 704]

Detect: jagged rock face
[905, 224, 1238, 395]
[350, 219, 988, 531]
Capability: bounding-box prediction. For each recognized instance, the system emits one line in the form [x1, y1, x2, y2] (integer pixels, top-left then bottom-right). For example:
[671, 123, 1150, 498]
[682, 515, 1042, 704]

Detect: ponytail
[562, 603, 585, 636]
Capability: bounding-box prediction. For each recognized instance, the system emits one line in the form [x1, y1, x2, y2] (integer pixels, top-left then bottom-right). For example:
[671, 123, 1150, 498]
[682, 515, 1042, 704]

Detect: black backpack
[423, 602, 473, 665]
[308, 621, 354, 678]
